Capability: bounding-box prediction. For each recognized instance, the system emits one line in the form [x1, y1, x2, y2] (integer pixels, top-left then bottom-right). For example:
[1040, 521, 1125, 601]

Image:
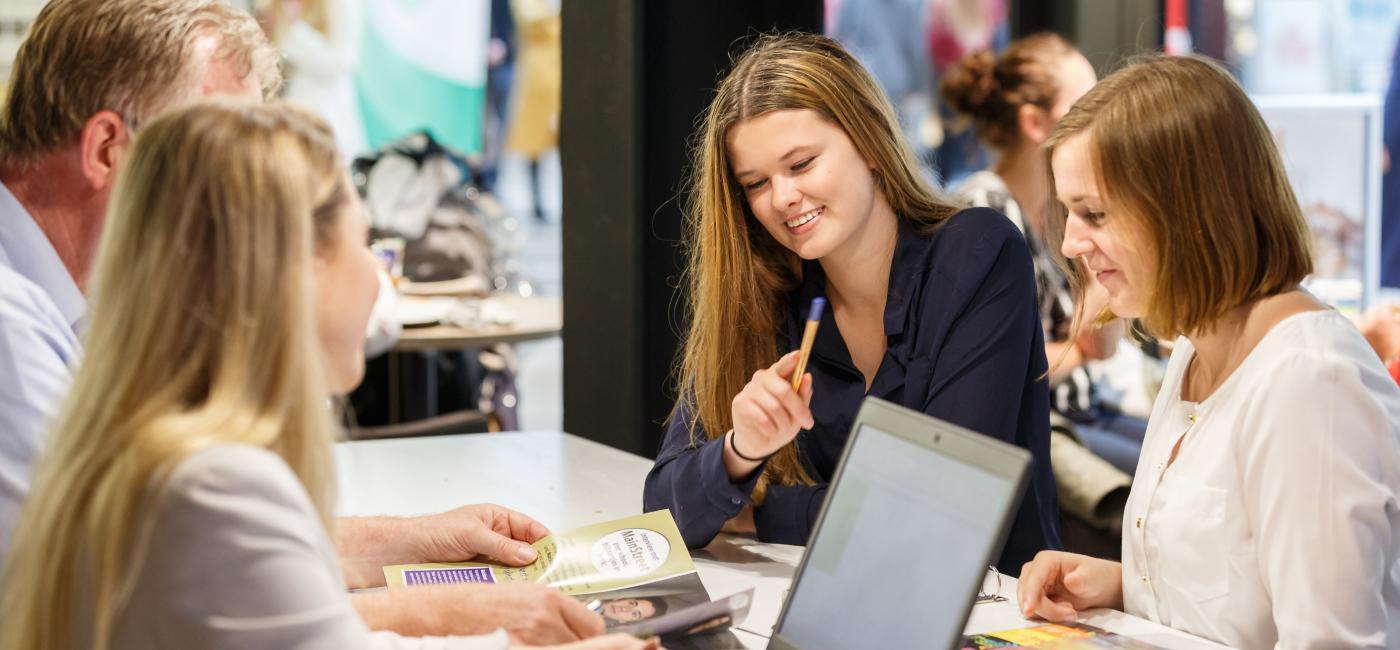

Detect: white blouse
[1121, 310, 1400, 649]
[100, 444, 508, 650]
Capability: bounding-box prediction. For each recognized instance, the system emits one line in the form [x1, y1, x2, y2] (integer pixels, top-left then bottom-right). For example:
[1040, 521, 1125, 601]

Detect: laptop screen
[772, 421, 1022, 649]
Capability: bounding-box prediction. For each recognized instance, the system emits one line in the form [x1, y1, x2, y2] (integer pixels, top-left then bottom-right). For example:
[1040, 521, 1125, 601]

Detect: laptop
[767, 397, 1031, 650]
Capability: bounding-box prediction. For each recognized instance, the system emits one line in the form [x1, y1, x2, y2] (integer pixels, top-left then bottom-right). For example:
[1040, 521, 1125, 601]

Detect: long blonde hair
[676, 33, 961, 496]
[0, 101, 348, 650]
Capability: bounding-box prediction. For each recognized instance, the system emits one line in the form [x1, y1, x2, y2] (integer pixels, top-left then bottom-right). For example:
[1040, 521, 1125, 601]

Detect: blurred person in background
[481, 0, 517, 192]
[828, 0, 937, 183]
[502, 0, 560, 223]
[942, 34, 1138, 556]
[1358, 303, 1400, 385]
[259, 0, 370, 160]
[927, 0, 1008, 186]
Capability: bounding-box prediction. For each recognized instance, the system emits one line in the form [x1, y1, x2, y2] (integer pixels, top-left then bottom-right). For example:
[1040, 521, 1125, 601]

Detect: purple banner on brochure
[403, 567, 496, 586]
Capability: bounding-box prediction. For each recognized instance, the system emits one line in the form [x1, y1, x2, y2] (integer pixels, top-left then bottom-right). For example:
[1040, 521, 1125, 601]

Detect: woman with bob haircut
[643, 32, 1061, 573]
[0, 102, 652, 650]
[1018, 55, 1400, 648]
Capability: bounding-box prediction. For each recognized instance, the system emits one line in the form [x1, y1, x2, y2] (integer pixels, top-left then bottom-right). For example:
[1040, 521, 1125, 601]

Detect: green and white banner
[355, 0, 490, 155]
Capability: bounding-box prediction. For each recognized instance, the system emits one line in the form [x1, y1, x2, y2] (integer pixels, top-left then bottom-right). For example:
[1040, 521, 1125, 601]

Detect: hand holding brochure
[384, 510, 694, 594]
[384, 511, 749, 648]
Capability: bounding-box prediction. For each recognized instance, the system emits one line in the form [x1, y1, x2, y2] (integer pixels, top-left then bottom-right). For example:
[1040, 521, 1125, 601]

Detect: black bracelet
[728, 429, 773, 463]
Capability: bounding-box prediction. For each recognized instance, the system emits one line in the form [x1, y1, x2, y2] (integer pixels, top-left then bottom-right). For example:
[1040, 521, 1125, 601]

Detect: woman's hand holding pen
[723, 350, 814, 480]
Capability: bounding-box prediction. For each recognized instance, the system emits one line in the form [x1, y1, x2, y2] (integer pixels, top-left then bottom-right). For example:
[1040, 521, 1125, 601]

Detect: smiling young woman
[1017, 55, 1400, 649]
[642, 32, 1062, 574]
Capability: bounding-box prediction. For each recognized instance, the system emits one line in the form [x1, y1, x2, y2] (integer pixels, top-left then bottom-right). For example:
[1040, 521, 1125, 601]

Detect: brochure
[581, 572, 712, 627]
[383, 511, 749, 648]
[962, 622, 1169, 649]
[592, 574, 753, 641]
[384, 510, 694, 596]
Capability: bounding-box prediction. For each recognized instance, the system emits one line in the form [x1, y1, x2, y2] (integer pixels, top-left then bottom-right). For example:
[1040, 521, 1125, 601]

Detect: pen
[791, 297, 825, 391]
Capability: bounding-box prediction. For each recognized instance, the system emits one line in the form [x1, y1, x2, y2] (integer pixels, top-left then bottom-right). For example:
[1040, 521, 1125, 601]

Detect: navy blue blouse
[643, 207, 1061, 573]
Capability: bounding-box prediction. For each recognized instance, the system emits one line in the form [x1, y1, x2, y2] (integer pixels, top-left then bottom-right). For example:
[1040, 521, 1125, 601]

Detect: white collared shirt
[1122, 311, 1400, 649]
[0, 180, 83, 562]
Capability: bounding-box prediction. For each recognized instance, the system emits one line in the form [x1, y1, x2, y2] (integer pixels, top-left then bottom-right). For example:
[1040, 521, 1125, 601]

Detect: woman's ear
[1019, 104, 1052, 145]
[78, 111, 132, 191]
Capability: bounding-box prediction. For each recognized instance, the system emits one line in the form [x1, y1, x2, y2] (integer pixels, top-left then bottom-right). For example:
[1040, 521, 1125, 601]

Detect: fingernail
[515, 544, 537, 563]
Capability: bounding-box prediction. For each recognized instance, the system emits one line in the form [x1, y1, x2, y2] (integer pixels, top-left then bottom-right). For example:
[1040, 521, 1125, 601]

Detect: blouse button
[1141, 574, 1150, 584]
[1187, 412, 1197, 424]
[1135, 517, 1142, 529]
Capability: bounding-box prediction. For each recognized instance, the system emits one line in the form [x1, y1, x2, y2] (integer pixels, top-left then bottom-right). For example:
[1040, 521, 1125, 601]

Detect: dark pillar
[1011, 0, 1070, 38]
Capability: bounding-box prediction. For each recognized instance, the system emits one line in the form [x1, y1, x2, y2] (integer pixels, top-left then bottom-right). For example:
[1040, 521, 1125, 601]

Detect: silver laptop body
[767, 397, 1031, 650]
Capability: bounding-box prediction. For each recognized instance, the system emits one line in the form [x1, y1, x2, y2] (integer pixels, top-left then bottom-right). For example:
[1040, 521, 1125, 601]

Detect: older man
[0, 0, 602, 644]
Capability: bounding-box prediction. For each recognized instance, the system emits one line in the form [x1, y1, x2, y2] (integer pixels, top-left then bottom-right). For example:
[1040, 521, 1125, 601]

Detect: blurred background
[1, 0, 1397, 455]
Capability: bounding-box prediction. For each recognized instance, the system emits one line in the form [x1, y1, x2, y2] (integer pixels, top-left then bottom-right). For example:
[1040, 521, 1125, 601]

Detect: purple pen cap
[807, 297, 827, 322]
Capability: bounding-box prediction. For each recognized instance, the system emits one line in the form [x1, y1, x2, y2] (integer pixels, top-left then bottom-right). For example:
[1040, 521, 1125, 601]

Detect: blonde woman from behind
[0, 102, 653, 650]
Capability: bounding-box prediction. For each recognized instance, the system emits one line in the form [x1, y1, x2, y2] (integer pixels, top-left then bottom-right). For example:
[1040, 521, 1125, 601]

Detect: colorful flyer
[962, 623, 1169, 649]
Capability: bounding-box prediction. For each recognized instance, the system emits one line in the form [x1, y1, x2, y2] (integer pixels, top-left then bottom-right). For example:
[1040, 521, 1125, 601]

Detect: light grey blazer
[87, 444, 508, 650]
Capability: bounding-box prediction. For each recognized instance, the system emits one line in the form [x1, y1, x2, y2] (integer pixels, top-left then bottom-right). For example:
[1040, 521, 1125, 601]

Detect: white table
[335, 432, 1227, 649]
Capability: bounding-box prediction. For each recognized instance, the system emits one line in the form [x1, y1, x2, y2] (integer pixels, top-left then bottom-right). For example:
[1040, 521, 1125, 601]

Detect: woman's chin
[785, 237, 831, 261]
[1106, 297, 1145, 321]
[328, 358, 366, 395]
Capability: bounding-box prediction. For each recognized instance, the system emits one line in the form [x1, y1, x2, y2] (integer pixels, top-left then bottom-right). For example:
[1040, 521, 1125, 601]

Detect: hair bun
[940, 49, 998, 116]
